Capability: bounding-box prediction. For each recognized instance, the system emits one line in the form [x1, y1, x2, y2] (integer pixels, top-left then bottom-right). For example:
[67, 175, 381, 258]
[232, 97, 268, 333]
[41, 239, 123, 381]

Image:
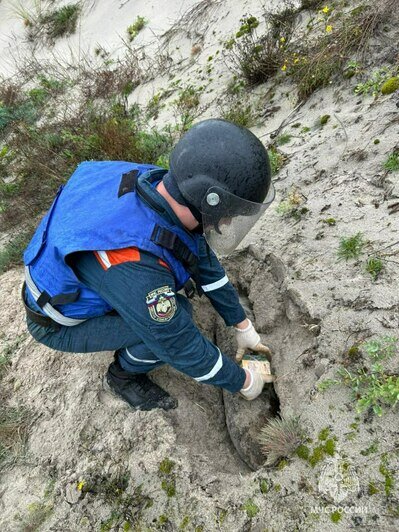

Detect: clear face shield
[199, 183, 275, 255]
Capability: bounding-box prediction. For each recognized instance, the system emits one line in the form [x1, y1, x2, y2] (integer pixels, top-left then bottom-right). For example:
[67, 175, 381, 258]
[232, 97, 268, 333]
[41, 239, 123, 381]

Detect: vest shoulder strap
[150, 224, 203, 297]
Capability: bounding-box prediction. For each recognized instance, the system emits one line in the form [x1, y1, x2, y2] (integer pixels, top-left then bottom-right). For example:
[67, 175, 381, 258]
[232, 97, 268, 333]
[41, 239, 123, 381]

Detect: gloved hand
[235, 319, 271, 362]
[240, 369, 266, 401]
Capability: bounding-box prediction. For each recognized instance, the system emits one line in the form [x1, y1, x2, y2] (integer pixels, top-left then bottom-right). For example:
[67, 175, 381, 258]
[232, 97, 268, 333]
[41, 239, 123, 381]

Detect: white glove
[235, 319, 272, 362]
[240, 369, 265, 401]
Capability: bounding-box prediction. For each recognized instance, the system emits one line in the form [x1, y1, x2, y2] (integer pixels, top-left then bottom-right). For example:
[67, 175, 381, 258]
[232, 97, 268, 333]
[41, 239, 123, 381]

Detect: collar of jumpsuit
[138, 172, 190, 233]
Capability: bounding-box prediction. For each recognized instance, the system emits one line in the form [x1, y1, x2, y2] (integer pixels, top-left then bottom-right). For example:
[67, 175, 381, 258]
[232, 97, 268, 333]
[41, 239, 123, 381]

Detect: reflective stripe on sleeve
[201, 275, 229, 293]
[194, 348, 223, 382]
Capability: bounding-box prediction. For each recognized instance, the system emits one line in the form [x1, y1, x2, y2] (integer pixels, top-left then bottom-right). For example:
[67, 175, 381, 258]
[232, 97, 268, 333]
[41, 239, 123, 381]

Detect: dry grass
[0, 102, 174, 235]
[0, 336, 31, 469]
[80, 56, 142, 100]
[0, 44, 175, 241]
[0, 405, 31, 468]
[258, 416, 305, 464]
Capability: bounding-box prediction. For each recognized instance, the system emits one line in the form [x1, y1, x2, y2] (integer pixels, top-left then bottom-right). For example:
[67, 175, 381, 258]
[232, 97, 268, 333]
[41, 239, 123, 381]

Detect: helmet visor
[200, 183, 275, 255]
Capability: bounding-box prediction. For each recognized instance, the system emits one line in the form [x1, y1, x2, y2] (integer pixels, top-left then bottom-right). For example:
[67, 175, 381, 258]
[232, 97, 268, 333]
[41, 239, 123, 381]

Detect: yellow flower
[77, 480, 85, 491]
[280, 36, 286, 43]
[322, 6, 330, 13]
[326, 25, 333, 32]
[281, 64, 287, 71]
[294, 58, 300, 64]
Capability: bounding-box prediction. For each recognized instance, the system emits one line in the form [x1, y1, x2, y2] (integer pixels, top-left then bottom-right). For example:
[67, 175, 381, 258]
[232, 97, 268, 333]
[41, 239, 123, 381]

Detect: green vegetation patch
[337, 232, 365, 261]
[276, 133, 292, 146]
[159, 457, 175, 475]
[259, 478, 271, 494]
[159, 457, 177, 498]
[296, 444, 310, 460]
[41, 3, 81, 39]
[224, 4, 396, 101]
[365, 256, 383, 280]
[381, 76, 399, 95]
[0, 83, 176, 259]
[268, 147, 286, 175]
[384, 151, 399, 172]
[355, 67, 399, 97]
[85, 471, 152, 530]
[320, 114, 330, 126]
[127, 16, 147, 41]
[319, 336, 399, 416]
[276, 188, 308, 220]
[220, 100, 256, 128]
[241, 499, 259, 519]
[330, 510, 342, 523]
[224, 15, 285, 86]
[379, 454, 395, 497]
[318, 427, 330, 441]
[309, 444, 328, 467]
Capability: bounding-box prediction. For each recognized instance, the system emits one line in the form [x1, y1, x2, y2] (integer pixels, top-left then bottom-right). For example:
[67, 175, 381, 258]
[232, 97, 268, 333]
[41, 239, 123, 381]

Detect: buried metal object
[217, 326, 280, 470]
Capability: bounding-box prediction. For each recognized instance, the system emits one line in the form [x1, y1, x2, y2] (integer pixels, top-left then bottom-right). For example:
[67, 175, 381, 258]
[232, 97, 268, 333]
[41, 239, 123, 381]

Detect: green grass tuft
[127, 16, 147, 41]
[159, 458, 175, 475]
[308, 445, 325, 467]
[330, 510, 342, 523]
[161, 479, 176, 497]
[365, 256, 383, 280]
[276, 133, 292, 146]
[384, 151, 399, 172]
[320, 114, 330, 126]
[337, 232, 365, 261]
[259, 478, 270, 493]
[241, 499, 259, 519]
[220, 101, 256, 128]
[318, 428, 330, 441]
[324, 438, 336, 456]
[296, 444, 310, 460]
[268, 147, 285, 175]
[41, 3, 81, 39]
[368, 481, 380, 495]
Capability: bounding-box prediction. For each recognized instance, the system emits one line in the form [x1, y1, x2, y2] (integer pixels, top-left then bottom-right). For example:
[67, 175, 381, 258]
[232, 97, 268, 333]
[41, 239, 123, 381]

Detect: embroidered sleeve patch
[146, 286, 177, 322]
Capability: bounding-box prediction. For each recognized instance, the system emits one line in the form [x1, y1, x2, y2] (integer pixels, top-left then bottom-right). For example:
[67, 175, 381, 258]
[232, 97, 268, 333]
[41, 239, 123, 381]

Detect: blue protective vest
[23, 161, 200, 320]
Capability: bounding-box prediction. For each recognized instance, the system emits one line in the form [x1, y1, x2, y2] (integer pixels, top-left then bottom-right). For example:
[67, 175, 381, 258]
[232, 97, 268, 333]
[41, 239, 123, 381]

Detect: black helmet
[165, 119, 275, 255]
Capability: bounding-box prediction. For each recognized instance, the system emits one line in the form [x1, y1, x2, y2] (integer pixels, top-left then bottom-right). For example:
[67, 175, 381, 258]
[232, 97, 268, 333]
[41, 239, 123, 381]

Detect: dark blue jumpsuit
[27, 178, 247, 393]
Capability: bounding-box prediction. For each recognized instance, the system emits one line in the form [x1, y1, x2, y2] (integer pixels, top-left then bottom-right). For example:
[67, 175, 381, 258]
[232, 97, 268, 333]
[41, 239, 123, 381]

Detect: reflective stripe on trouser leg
[118, 347, 164, 374]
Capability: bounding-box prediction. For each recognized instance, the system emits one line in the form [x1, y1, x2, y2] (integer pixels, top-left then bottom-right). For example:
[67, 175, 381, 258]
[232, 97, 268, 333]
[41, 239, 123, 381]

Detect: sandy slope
[1, 0, 399, 530]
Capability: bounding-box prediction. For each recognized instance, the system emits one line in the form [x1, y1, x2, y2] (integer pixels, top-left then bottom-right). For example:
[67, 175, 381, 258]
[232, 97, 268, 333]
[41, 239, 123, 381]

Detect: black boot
[105, 359, 177, 411]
